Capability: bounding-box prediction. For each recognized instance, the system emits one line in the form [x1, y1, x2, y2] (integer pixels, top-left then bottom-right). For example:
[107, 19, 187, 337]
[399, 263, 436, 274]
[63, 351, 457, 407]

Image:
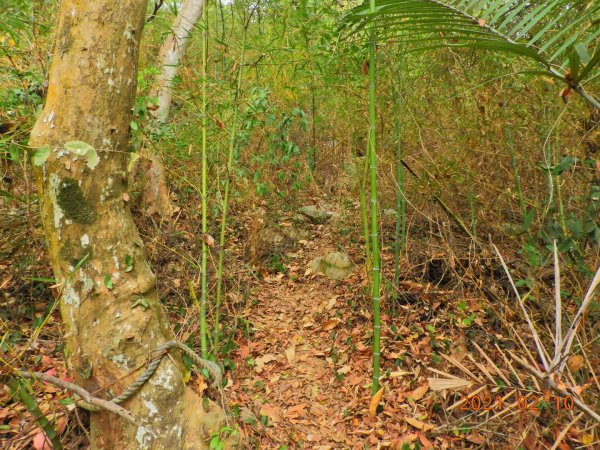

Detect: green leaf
[125, 254, 134, 272]
[32, 145, 50, 166]
[64, 140, 99, 169]
[8, 144, 21, 162]
[104, 275, 113, 290]
[85, 149, 100, 169]
[568, 218, 584, 237]
[568, 47, 581, 82]
[209, 435, 224, 450]
[339, 0, 600, 108]
[65, 140, 94, 156]
[461, 313, 477, 327]
[579, 46, 600, 81]
[574, 43, 590, 65]
[71, 252, 90, 272]
[130, 120, 139, 131]
[30, 277, 58, 283]
[543, 156, 578, 176]
[131, 297, 150, 310]
[515, 279, 529, 287]
[522, 208, 536, 230]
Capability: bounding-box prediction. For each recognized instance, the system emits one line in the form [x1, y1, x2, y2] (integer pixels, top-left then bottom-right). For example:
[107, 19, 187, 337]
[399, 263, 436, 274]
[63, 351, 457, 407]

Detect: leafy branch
[341, 0, 600, 109]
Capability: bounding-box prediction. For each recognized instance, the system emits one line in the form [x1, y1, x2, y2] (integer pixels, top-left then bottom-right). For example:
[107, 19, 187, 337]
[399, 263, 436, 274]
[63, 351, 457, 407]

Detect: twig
[509, 352, 600, 424]
[400, 158, 482, 247]
[493, 244, 549, 370]
[472, 341, 511, 386]
[550, 412, 584, 450]
[553, 240, 562, 358]
[554, 266, 600, 372]
[17, 371, 137, 425]
[146, 0, 164, 23]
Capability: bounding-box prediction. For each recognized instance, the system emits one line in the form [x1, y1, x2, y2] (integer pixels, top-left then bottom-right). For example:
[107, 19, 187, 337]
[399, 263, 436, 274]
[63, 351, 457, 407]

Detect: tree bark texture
[28, 1, 226, 448]
[137, 0, 204, 218]
[151, 0, 204, 122]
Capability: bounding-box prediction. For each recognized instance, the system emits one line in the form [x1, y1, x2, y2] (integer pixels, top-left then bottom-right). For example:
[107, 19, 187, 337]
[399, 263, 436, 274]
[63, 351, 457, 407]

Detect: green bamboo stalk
[8, 378, 62, 450]
[359, 155, 371, 276]
[391, 47, 405, 300]
[367, 0, 382, 395]
[200, 0, 209, 358]
[214, 19, 249, 353]
[543, 107, 555, 217]
[556, 169, 566, 234]
[393, 115, 405, 297]
[218, 0, 225, 60]
[553, 123, 567, 235]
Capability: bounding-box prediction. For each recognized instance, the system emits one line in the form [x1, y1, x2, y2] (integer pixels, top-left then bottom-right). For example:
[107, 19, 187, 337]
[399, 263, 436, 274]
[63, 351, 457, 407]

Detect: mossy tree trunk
[29, 1, 227, 448]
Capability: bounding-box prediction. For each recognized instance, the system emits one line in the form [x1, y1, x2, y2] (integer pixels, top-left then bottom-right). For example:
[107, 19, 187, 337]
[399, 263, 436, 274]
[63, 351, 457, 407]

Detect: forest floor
[1, 191, 598, 450]
[199, 198, 596, 450]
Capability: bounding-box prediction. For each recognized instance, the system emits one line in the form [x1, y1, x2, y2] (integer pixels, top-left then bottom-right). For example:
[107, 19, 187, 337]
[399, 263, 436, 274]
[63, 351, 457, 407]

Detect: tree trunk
[29, 1, 229, 448]
[137, 0, 204, 218]
[151, 0, 204, 121]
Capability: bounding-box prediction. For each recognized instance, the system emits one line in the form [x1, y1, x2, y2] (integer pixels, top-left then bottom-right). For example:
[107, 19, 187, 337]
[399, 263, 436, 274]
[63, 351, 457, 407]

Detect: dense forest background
[1, 0, 599, 449]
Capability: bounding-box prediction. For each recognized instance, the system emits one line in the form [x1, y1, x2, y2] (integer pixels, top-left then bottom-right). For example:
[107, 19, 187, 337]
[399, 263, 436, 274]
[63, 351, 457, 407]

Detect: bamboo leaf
[568, 48, 581, 82]
[575, 43, 591, 65]
[580, 45, 600, 80]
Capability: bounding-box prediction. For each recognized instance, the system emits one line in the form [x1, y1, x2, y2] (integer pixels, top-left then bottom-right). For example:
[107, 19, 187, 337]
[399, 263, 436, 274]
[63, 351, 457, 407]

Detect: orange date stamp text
[458, 394, 574, 412]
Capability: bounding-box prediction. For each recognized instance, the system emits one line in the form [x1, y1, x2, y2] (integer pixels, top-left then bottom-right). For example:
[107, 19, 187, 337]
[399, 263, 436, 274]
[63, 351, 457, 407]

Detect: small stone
[298, 205, 332, 224]
[309, 252, 355, 280]
[323, 252, 353, 268]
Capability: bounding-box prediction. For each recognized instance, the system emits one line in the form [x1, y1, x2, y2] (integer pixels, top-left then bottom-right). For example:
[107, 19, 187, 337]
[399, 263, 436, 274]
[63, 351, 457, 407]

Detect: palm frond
[341, 0, 600, 108]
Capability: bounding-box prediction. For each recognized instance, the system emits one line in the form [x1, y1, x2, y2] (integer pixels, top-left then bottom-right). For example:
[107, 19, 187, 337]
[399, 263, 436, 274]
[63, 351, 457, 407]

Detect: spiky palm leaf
[341, 0, 600, 108]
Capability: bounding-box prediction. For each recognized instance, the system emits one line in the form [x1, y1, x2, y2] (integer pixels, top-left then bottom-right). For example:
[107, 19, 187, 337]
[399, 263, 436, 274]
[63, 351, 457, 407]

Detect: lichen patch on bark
[149, 362, 177, 391]
[135, 425, 153, 449]
[110, 353, 130, 370]
[49, 173, 65, 230]
[142, 399, 159, 417]
[63, 282, 80, 307]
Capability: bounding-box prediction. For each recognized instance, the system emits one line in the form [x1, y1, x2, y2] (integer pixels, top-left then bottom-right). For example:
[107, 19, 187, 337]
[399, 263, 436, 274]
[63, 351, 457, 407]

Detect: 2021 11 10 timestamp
[458, 394, 575, 412]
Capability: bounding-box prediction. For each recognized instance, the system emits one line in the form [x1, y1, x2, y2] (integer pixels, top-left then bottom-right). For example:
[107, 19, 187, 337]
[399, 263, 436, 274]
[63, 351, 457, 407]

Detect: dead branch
[146, 0, 164, 23]
[509, 352, 600, 424]
[17, 371, 137, 425]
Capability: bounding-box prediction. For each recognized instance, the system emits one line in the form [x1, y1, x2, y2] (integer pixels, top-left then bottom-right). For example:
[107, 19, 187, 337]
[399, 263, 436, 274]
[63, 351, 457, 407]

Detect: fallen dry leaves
[5, 202, 596, 449]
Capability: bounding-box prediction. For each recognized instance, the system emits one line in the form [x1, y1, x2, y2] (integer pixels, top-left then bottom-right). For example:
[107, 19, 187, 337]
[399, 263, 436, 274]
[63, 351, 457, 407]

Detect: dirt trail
[228, 222, 379, 449]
